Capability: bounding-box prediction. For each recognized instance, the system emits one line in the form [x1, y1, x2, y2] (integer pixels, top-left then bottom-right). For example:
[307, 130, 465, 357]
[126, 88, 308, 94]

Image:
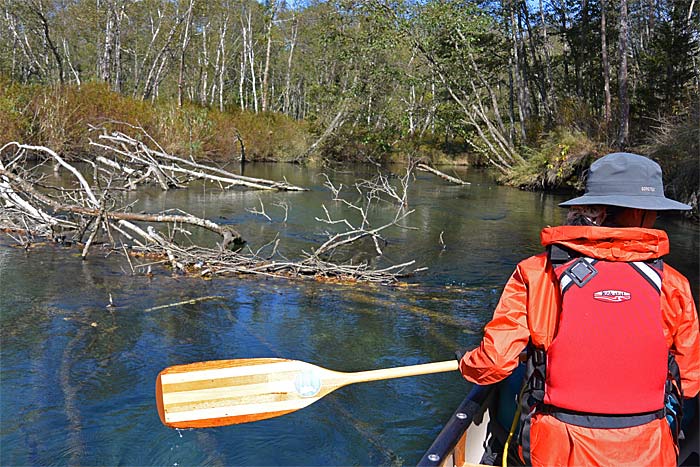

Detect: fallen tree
[87, 123, 307, 192]
[416, 163, 470, 185]
[1, 138, 420, 283]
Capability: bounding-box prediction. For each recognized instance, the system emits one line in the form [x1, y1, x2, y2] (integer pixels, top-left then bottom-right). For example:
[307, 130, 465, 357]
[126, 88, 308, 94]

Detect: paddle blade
[156, 358, 336, 429]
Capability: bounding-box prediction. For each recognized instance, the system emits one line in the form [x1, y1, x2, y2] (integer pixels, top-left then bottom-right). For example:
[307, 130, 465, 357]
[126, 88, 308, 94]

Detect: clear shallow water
[1, 165, 697, 466]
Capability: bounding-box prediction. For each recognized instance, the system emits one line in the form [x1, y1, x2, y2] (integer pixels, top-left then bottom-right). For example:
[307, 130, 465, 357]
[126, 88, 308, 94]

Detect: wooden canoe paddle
[156, 358, 459, 429]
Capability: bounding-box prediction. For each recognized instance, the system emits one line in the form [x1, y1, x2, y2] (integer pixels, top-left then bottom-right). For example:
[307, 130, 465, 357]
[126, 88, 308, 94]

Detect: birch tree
[261, 0, 277, 112]
[177, 0, 196, 107]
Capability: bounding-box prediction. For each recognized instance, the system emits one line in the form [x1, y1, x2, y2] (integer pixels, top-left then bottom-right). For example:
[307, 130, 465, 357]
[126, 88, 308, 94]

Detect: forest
[0, 0, 698, 214]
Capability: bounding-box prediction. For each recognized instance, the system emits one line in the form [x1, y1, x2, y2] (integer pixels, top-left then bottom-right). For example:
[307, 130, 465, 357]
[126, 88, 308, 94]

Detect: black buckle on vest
[565, 258, 598, 287]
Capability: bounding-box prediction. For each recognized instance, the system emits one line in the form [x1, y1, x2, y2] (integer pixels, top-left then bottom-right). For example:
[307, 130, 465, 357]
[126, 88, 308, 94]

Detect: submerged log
[417, 163, 470, 185]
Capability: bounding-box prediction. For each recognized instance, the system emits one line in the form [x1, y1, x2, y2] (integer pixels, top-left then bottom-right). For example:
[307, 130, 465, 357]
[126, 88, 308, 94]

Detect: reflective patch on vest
[593, 290, 631, 302]
[630, 261, 662, 293]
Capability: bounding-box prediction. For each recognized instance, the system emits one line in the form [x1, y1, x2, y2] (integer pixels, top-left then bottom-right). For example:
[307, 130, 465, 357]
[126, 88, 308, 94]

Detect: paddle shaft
[337, 360, 459, 386]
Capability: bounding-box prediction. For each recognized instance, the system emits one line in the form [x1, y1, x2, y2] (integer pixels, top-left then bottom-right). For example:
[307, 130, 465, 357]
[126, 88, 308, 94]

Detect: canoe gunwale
[417, 384, 496, 467]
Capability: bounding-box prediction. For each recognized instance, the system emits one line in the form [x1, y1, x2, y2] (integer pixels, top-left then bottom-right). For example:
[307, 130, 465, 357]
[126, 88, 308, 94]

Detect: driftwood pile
[0, 126, 463, 283]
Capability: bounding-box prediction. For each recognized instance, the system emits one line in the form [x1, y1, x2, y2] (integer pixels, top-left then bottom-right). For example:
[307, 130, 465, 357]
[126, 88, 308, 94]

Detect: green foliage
[0, 0, 698, 200]
[553, 97, 598, 137]
[634, 1, 697, 120]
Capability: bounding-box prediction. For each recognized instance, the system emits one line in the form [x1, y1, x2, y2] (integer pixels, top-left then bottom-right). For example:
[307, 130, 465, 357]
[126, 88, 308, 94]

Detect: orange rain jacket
[459, 225, 700, 467]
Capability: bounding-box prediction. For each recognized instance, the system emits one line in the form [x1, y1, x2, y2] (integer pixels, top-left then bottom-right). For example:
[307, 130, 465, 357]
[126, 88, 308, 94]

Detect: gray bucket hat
[560, 152, 691, 210]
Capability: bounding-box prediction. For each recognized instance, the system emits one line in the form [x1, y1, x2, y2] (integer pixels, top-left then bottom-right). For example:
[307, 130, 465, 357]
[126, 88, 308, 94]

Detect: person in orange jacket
[458, 152, 699, 466]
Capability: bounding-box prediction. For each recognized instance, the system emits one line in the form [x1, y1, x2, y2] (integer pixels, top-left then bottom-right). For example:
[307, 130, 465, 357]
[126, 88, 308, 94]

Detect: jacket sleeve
[459, 263, 531, 385]
[662, 265, 700, 398]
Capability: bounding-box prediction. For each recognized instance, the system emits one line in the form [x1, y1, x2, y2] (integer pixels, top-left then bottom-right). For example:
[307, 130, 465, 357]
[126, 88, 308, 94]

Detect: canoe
[418, 378, 700, 467]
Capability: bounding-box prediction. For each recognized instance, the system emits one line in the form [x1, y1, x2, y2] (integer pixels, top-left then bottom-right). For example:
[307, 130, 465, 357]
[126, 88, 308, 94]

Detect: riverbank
[1, 79, 697, 218]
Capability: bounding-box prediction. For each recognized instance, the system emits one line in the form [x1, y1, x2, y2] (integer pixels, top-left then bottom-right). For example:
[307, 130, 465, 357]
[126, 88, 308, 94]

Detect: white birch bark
[178, 0, 195, 107]
[261, 0, 276, 112]
[246, 9, 258, 112]
[217, 15, 229, 112]
[283, 14, 297, 115]
[200, 23, 210, 103]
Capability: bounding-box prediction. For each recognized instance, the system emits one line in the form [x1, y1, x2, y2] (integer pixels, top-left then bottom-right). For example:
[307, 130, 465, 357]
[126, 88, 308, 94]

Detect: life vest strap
[542, 405, 665, 429]
[629, 261, 662, 293]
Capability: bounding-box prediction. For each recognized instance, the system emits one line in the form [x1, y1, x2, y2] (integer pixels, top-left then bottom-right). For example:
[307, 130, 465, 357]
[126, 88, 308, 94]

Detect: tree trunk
[239, 25, 246, 111]
[178, 0, 195, 107]
[113, 2, 125, 92]
[555, 0, 570, 93]
[601, 0, 612, 134]
[63, 39, 81, 85]
[31, 0, 64, 84]
[199, 23, 210, 103]
[520, 1, 545, 118]
[509, 0, 527, 140]
[283, 14, 297, 116]
[261, 0, 276, 112]
[245, 9, 258, 112]
[100, 2, 115, 83]
[217, 16, 229, 112]
[141, 9, 181, 100]
[539, 0, 556, 121]
[617, 0, 630, 148]
[575, 0, 589, 98]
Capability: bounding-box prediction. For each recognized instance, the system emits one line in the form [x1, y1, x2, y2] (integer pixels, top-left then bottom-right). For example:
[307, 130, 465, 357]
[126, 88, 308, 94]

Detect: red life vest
[545, 249, 668, 414]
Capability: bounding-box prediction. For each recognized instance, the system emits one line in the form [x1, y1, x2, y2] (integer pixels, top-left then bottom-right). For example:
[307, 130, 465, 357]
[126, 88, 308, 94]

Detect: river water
[1, 164, 697, 466]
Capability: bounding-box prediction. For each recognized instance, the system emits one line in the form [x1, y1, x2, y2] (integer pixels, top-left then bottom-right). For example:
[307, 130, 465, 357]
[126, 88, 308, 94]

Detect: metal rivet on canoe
[455, 412, 467, 419]
[427, 454, 440, 462]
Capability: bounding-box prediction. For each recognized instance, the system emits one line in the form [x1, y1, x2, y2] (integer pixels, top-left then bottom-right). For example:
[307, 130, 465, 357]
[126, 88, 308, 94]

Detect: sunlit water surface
[1, 164, 697, 466]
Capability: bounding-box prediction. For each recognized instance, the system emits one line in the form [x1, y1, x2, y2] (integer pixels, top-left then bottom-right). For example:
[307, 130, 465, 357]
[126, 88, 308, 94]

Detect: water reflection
[1, 164, 697, 466]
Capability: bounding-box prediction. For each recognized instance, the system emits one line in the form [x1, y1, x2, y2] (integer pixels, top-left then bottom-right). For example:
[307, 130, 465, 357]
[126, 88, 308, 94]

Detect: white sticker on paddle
[294, 368, 321, 397]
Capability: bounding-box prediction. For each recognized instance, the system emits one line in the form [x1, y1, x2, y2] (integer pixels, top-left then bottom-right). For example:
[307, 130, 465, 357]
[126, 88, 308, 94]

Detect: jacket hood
[540, 226, 669, 261]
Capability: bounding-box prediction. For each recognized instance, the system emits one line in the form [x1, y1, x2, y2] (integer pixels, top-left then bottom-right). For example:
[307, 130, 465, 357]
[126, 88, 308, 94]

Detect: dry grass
[0, 79, 309, 163]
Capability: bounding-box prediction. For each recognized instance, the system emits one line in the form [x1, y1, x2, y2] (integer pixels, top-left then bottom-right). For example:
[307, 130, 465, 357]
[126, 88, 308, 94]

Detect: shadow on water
[1, 164, 697, 466]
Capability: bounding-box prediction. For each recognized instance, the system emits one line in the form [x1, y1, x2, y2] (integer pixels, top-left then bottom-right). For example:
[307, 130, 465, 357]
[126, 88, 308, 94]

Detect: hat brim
[559, 194, 691, 211]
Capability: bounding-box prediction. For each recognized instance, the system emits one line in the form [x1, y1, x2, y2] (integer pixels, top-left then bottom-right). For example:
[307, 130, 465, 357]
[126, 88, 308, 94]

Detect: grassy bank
[0, 78, 309, 163]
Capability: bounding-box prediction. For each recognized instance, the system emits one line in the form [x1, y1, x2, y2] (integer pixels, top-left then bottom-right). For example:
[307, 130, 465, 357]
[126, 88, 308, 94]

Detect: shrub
[503, 128, 603, 190]
[0, 77, 32, 144]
